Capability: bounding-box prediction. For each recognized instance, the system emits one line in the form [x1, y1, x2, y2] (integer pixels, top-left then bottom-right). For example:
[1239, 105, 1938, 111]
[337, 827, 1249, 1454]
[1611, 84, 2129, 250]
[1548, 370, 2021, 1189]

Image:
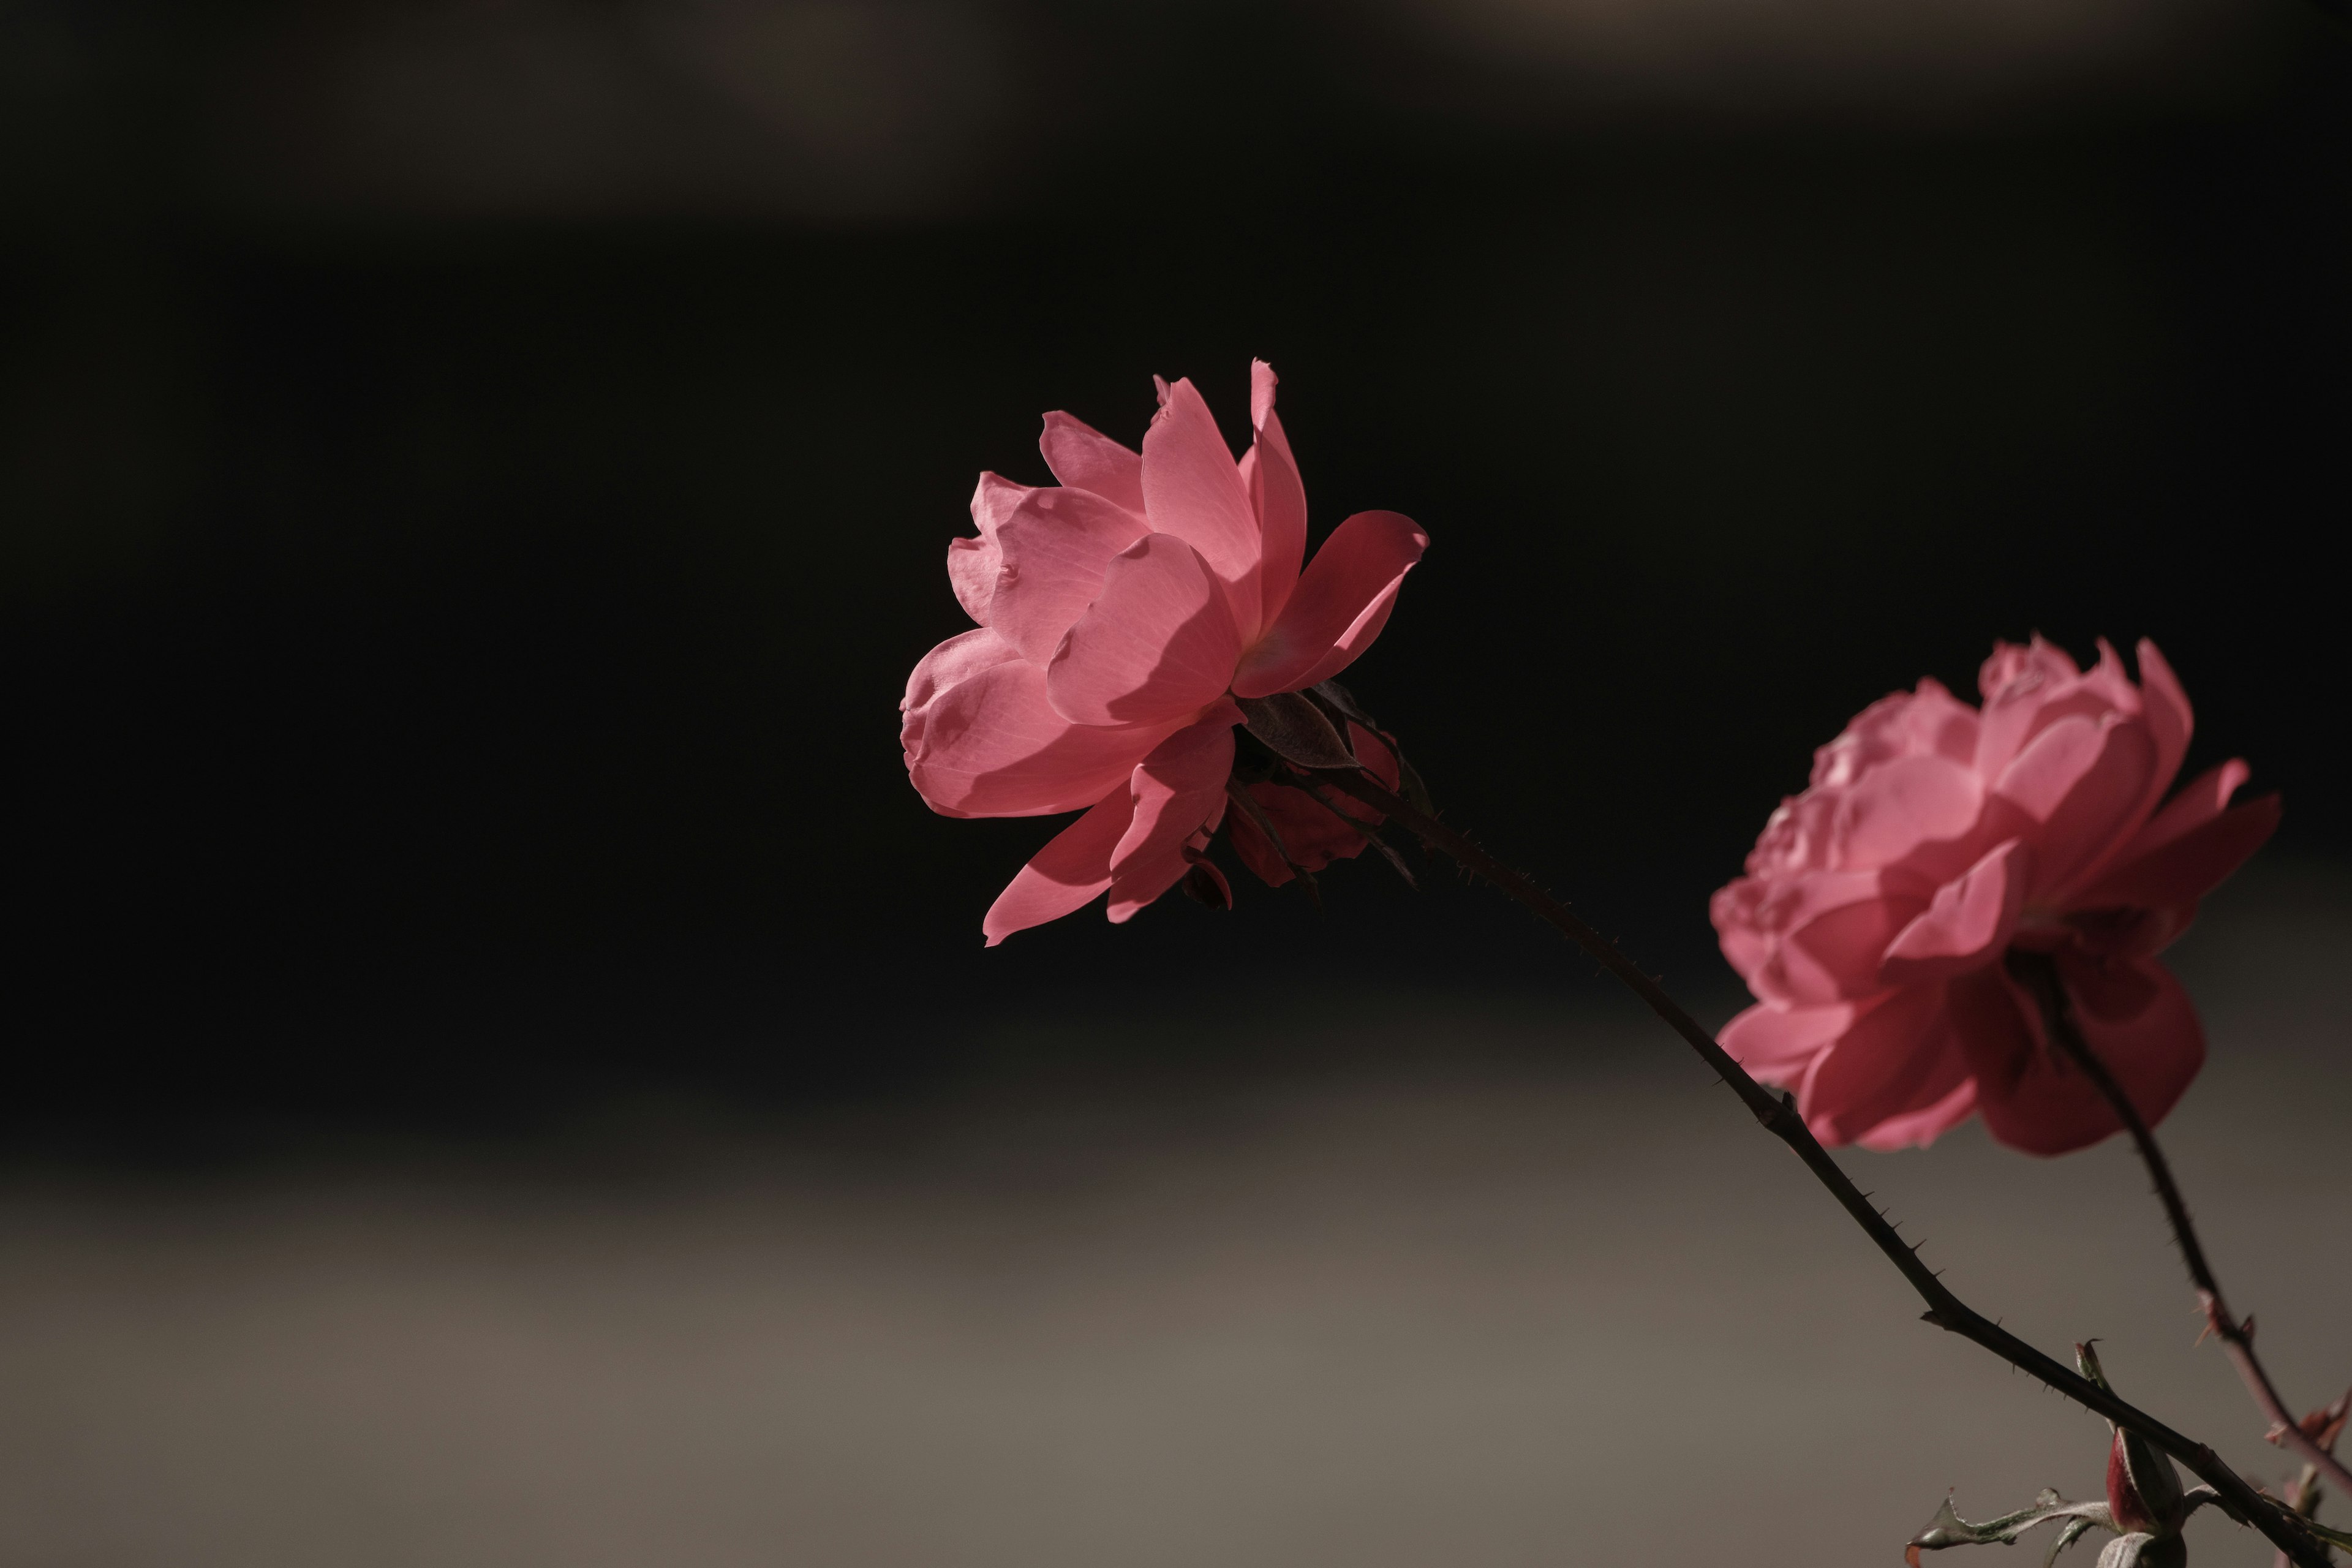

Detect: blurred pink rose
[902, 363, 1427, 943]
[1711, 638, 2278, 1155]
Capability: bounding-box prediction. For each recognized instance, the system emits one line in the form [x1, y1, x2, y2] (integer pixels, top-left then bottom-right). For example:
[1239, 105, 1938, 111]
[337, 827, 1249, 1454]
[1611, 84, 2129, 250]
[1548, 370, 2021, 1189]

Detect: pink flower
[902, 363, 1428, 943]
[1711, 638, 2279, 1155]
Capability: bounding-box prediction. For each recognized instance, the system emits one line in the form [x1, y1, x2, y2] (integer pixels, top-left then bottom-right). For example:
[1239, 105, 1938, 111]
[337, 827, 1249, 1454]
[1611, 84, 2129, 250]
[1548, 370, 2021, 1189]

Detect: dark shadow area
[5, 1, 2348, 1135]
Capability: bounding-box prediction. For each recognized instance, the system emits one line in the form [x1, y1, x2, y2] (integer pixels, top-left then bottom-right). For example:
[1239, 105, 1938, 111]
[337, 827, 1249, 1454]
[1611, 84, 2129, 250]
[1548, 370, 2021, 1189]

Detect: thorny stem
[1317, 767, 2332, 1568]
[2007, 950, 2352, 1503]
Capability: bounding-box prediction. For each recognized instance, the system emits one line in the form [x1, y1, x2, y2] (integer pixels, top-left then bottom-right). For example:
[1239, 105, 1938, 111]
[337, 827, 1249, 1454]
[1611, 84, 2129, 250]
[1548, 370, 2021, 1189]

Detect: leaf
[2044, 1517, 2099, 1568]
[1910, 1492, 2116, 1556]
[1237, 692, 1359, 770]
[2092, 1533, 2184, 1568]
[1180, 859, 1232, 909]
[1393, 748, 1436, 815]
[2302, 1518, 2352, 1553]
[1309, 678, 1379, 729]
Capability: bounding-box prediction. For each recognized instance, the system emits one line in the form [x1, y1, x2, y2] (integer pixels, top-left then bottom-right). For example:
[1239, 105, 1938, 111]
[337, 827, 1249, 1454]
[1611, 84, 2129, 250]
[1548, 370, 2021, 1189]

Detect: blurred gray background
[6, 1, 2351, 1564]
[3, 867, 2348, 1566]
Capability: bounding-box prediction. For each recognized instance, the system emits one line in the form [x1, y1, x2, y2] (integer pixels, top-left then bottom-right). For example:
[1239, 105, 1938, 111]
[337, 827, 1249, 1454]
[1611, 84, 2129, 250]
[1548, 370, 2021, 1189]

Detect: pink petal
[1880, 839, 2029, 987]
[1711, 880, 1777, 988]
[1720, 1000, 1852, 1082]
[1045, 533, 1242, 728]
[1989, 713, 2158, 900]
[987, 486, 1152, 663]
[947, 537, 1001, 627]
[946, 473, 1030, 625]
[902, 628, 1024, 747]
[2074, 762, 2278, 915]
[1954, 957, 2206, 1156]
[1853, 1077, 1979, 1151]
[1811, 679, 1980, 791]
[1721, 867, 1929, 1006]
[908, 656, 1174, 818]
[1975, 636, 2085, 776]
[1039, 412, 1147, 518]
[1782, 889, 1927, 1005]
[982, 788, 1137, 946]
[1107, 710, 1239, 922]
[1141, 377, 1265, 634]
[972, 470, 1030, 532]
[1245, 361, 1308, 636]
[1231, 511, 1427, 698]
[2132, 639, 2193, 816]
[1796, 982, 1967, 1147]
[1828, 753, 1986, 878]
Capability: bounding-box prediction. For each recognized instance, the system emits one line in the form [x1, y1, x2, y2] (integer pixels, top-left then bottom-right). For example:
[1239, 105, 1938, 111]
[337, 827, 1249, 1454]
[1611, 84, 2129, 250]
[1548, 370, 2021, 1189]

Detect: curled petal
[946, 473, 1030, 625]
[1880, 839, 2029, 987]
[1142, 377, 1265, 633]
[902, 627, 1024, 753]
[1107, 710, 1239, 921]
[1232, 511, 1427, 698]
[948, 537, 1001, 626]
[982, 788, 1137, 946]
[908, 656, 1173, 818]
[987, 486, 1151, 663]
[1041, 412, 1147, 518]
[1046, 533, 1242, 727]
[1245, 360, 1308, 636]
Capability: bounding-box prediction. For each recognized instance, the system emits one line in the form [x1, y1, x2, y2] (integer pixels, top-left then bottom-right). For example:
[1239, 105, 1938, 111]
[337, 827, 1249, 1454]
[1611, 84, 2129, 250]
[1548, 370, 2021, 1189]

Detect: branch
[1317, 767, 2332, 1568]
[2006, 950, 2352, 1503]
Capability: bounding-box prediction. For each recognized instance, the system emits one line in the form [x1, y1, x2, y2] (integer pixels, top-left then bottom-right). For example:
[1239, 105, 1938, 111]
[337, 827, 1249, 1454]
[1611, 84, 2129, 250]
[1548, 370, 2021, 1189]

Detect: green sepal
[1910, 1490, 2117, 1555]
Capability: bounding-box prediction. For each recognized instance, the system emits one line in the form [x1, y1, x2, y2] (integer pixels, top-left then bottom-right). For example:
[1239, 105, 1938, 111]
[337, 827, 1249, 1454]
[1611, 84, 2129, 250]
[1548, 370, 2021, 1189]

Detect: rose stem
[1318, 766, 2330, 1568]
[2006, 949, 2352, 1500]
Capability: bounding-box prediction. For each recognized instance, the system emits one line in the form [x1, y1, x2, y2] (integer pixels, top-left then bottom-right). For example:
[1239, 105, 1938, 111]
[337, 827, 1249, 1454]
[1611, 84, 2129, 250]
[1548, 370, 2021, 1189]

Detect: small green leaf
[1910, 1491, 2116, 1556]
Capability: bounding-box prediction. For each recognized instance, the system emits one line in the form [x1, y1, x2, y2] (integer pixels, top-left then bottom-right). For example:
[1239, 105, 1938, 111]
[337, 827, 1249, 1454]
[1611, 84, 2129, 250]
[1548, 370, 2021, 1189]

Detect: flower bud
[2079, 1344, 2188, 1536]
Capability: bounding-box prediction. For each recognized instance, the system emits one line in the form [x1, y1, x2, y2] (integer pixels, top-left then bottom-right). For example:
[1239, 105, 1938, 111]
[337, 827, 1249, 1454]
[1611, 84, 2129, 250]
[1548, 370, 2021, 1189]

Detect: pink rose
[1711, 638, 2279, 1155]
[902, 363, 1427, 943]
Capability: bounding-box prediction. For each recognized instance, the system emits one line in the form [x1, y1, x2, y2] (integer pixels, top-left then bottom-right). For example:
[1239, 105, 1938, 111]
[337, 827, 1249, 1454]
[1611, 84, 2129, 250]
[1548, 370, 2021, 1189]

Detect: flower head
[1711, 638, 2278, 1155]
[902, 364, 1428, 943]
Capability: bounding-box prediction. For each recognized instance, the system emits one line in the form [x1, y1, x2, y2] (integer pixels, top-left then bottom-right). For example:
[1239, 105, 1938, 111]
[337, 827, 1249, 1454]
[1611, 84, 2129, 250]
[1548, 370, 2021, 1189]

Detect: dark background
[5, 0, 2347, 1126]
